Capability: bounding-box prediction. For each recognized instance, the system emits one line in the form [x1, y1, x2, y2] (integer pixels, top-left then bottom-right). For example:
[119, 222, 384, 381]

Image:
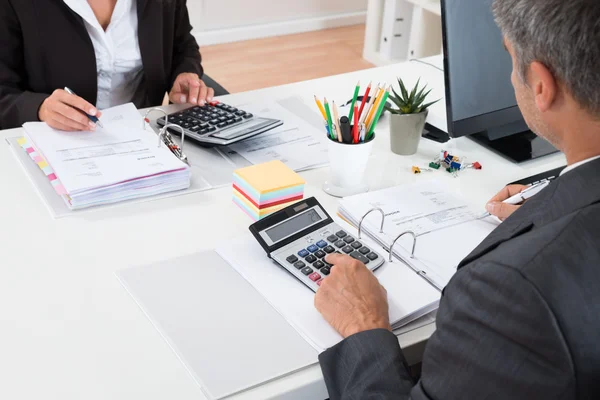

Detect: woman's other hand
[169, 73, 215, 106]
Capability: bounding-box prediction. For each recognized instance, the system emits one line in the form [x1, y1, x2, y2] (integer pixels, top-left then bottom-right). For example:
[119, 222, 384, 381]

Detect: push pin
[472, 161, 482, 170]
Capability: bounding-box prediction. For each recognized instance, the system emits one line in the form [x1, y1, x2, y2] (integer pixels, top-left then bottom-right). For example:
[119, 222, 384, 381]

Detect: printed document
[223, 102, 328, 171]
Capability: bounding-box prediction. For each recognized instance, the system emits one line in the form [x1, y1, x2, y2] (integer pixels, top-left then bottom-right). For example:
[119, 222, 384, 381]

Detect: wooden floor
[201, 24, 374, 94]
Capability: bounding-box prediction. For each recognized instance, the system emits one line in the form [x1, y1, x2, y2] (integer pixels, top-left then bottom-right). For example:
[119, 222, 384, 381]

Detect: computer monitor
[440, 0, 558, 162]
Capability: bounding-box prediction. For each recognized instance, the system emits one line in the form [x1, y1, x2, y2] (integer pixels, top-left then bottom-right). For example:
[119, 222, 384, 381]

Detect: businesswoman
[0, 0, 227, 130]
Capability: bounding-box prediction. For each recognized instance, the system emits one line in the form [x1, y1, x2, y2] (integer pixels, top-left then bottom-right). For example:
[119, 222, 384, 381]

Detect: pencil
[314, 95, 327, 121]
[365, 85, 385, 128]
[348, 81, 360, 121]
[367, 86, 391, 140]
[357, 82, 372, 121]
[332, 101, 342, 142]
[359, 84, 379, 125]
[353, 104, 359, 144]
[324, 98, 334, 140]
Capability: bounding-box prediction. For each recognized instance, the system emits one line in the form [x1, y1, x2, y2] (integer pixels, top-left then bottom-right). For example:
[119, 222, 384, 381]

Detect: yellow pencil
[332, 101, 343, 142]
[314, 95, 327, 121]
[365, 85, 385, 127]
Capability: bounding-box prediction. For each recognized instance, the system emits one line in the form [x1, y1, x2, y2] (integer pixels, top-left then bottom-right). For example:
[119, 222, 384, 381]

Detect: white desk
[0, 57, 566, 400]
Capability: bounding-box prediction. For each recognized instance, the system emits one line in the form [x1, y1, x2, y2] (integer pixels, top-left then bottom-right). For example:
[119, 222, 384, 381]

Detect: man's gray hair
[492, 0, 600, 116]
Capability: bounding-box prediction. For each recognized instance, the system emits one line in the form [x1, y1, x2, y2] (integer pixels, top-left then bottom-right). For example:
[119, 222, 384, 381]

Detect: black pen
[339, 116, 352, 144]
[64, 87, 104, 128]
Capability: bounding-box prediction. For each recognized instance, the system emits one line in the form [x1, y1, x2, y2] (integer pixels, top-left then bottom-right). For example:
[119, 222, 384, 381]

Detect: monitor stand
[469, 130, 559, 163]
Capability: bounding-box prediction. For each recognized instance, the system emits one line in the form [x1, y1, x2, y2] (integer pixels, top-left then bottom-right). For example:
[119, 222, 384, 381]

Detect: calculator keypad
[274, 224, 384, 293]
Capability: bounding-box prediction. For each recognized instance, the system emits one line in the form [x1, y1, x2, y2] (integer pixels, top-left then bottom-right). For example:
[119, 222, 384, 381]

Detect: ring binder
[142, 108, 189, 165]
[389, 230, 417, 262]
[358, 207, 385, 239]
[143, 108, 168, 130]
[158, 124, 188, 165]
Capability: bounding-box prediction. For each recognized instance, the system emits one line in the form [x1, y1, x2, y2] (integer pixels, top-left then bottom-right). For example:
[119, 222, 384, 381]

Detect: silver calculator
[249, 197, 385, 292]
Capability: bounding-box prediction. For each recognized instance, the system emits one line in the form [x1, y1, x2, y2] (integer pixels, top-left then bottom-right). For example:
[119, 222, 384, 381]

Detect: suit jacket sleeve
[319, 262, 575, 400]
[169, 0, 203, 87]
[0, 0, 49, 129]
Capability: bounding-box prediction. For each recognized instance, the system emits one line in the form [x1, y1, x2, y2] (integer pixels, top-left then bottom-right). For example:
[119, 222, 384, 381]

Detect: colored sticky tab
[26, 147, 35, 154]
[37, 160, 49, 169]
[53, 184, 67, 195]
[33, 155, 43, 163]
[47, 173, 57, 181]
[17, 137, 26, 146]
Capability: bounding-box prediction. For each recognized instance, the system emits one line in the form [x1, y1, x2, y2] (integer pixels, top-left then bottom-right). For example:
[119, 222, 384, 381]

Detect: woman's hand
[39, 89, 101, 131]
[169, 73, 215, 106]
[485, 184, 529, 221]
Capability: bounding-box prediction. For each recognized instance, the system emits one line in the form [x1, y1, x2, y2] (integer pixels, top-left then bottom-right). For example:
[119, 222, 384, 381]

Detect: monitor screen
[442, 0, 526, 138]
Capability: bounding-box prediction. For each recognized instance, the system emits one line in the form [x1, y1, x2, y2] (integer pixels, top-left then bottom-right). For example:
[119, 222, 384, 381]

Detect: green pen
[324, 98, 335, 140]
[348, 81, 360, 121]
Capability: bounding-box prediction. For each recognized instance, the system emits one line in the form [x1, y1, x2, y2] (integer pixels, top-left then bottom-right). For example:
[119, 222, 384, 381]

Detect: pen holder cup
[323, 133, 375, 198]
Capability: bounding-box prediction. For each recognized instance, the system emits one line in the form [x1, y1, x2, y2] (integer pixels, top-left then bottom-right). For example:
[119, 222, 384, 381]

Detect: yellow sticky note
[234, 160, 305, 194]
[38, 160, 48, 169]
[17, 137, 27, 146]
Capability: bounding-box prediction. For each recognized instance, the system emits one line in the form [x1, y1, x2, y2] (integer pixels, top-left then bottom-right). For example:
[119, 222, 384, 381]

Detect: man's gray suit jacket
[319, 157, 600, 399]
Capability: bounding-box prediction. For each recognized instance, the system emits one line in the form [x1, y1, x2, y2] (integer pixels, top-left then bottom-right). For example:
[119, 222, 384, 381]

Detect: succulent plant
[386, 78, 439, 115]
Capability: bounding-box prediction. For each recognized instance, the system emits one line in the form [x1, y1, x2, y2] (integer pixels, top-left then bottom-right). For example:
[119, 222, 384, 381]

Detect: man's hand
[315, 253, 391, 338]
[169, 73, 215, 106]
[485, 184, 529, 221]
[39, 89, 101, 131]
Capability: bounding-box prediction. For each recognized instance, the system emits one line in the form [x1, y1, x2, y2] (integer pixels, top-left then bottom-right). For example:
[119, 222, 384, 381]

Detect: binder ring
[358, 207, 385, 239]
[389, 231, 417, 262]
[143, 108, 168, 130]
[158, 124, 188, 164]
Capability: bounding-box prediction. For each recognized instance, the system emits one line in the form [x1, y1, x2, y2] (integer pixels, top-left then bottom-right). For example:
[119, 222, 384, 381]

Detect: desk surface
[0, 56, 566, 400]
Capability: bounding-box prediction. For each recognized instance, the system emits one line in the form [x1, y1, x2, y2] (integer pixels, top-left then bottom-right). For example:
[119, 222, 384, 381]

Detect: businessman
[316, 0, 600, 398]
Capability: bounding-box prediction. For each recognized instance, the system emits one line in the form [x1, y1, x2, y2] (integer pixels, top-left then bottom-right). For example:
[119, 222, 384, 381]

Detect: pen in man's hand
[480, 180, 551, 219]
[63, 87, 104, 128]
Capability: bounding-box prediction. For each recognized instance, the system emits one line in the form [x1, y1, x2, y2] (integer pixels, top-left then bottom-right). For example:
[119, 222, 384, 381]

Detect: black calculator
[157, 101, 282, 146]
[249, 197, 385, 292]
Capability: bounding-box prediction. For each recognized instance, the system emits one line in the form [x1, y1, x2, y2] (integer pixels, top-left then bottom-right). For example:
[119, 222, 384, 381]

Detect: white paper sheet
[223, 102, 329, 172]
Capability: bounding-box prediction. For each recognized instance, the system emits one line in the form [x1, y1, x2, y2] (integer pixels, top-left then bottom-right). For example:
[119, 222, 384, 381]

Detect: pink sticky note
[54, 184, 67, 195]
[26, 147, 35, 154]
[33, 155, 43, 163]
[47, 173, 57, 181]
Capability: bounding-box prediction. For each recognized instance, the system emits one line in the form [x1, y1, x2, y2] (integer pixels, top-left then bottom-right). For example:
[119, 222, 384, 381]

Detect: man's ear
[529, 61, 558, 112]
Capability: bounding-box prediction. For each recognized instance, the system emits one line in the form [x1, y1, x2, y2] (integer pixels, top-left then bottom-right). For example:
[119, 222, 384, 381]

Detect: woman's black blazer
[0, 0, 203, 129]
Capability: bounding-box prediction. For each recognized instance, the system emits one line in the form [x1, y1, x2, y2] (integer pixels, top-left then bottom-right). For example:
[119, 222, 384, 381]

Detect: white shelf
[406, 0, 441, 16]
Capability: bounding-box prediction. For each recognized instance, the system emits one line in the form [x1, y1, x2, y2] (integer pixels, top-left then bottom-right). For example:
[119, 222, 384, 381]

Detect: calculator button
[351, 241, 363, 249]
[317, 240, 328, 248]
[309, 272, 321, 282]
[293, 261, 306, 269]
[243, 113, 254, 119]
[307, 245, 319, 253]
[327, 235, 338, 242]
[286, 255, 298, 263]
[359, 247, 371, 255]
[342, 246, 354, 254]
[343, 236, 355, 244]
[350, 251, 370, 264]
[314, 250, 326, 258]
[321, 267, 331, 275]
[305, 254, 317, 263]
[316, 280, 323, 286]
[334, 240, 346, 248]
[335, 231, 348, 238]
[367, 252, 379, 261]
[301, 267, 313, 276]
[313, 260, 325, 269]
[298, 249, 309, 257]
[324, 246, 335, 254]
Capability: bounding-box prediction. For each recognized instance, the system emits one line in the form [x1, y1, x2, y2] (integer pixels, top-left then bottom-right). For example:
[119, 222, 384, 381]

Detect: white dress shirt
[560, 155, 600, 176]
[63, 0, 143, 110]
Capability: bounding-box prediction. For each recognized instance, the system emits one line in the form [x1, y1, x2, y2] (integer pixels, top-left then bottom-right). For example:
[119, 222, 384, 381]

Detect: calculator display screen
[266, 209, 323, 243]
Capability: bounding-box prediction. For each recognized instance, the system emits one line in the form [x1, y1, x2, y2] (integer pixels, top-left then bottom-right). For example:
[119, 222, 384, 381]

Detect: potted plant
[385, 78, 439, 155]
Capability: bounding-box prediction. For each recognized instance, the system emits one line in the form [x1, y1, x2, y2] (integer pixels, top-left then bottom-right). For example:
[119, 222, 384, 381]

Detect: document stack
[21, 121, 191, 210]
[233, 160, 305, 221]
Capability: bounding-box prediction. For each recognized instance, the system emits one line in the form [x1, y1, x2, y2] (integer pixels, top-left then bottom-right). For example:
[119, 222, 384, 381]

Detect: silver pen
[64, 87, 104, 128]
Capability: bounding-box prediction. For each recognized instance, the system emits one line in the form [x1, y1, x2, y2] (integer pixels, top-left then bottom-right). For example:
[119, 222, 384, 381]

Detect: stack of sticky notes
[233, 160, 305, 220]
